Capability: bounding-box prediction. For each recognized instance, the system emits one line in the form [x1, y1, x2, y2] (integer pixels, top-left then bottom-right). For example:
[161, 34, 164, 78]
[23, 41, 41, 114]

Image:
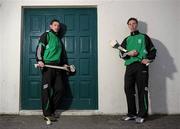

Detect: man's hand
[63, 64, 70, 72]
[127, 50, 139, 57]
[38, 61, 45, 68]
[141, 59, 150, 65]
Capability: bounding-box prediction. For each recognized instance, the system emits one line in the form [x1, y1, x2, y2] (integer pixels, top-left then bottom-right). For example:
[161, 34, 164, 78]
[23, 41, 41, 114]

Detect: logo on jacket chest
[138, 39, 142, 44]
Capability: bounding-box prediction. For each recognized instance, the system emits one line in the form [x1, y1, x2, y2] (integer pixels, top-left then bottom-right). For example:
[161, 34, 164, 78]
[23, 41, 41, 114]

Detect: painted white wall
[0, 1, 21, 114]
[0, 2, 2, 113]
[98, 0, 180, 115]
[0, 0, 180, 114]
[0, 2, 3, 113]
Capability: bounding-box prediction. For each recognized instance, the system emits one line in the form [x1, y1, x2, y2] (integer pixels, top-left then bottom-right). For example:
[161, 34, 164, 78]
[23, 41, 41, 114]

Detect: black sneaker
[135, 117, 145, 124]
[51, 113, 60, 118]
[122, 115, 137, 121]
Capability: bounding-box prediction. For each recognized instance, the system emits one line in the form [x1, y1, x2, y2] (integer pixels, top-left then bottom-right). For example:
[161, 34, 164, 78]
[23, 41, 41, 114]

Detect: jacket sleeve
[119, 38, 130, 59]
[35, 32, 48, 62]
[145, 34, 157, 61]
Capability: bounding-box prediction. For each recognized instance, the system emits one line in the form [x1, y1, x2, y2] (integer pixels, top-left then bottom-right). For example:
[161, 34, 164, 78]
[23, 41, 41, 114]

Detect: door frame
[20, 6, 98, 111]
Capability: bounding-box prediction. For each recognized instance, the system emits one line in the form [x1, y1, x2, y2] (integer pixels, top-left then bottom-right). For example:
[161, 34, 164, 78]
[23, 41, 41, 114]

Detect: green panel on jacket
[125, 34, 148, 65]
[43, 31, 62, 63]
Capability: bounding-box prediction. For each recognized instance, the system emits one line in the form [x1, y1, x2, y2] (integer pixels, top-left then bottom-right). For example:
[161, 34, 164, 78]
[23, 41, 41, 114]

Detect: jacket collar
[130, 30, 140, 36]
[50, 29, 59, 36]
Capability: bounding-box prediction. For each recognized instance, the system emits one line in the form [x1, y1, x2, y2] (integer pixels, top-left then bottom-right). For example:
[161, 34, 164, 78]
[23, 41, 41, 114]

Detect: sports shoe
[122, 115, 137, 121]
[135, 117, 145, 124]
[51, 113, 60, 118]
[44, 116, 57, 122]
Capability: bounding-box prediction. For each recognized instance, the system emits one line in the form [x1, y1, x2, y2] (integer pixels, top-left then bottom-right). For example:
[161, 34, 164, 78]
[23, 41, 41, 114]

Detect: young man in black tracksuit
[36, 19, 69, 123]
[120, 18, 157, 123]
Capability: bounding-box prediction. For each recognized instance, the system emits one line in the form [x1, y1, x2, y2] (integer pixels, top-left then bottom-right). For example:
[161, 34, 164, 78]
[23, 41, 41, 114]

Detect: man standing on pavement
[36, 19, 69, 124]
[120, 17, 157, 123]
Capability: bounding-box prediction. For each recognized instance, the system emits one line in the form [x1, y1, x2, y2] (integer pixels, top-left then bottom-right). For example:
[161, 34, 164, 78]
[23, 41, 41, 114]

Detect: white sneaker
[135, 117, 145, 124]
[122, 116, 137, 121]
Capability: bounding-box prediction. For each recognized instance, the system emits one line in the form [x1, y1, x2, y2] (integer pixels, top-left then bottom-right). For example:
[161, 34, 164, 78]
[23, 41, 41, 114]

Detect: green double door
[21, 8, 98, 110]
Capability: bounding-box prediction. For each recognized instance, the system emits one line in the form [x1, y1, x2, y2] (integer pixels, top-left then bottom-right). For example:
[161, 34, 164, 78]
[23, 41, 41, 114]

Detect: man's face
[50, 21, 60, 32]
[128, 20, 138, 32]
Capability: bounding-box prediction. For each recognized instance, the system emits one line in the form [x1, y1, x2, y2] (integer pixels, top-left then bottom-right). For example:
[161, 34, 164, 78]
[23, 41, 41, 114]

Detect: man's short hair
[50, 19, 60, 25]
[127, 17, 138, 24]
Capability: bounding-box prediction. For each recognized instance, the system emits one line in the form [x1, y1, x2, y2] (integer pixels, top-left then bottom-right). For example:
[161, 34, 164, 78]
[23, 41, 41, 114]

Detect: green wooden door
[21, 8, 98, 109]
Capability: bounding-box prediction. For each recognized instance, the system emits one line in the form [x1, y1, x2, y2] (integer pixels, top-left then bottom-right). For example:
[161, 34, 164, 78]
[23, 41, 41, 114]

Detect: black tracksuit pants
[41, 67, 64, 117]
[125, 62, 149, 118]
